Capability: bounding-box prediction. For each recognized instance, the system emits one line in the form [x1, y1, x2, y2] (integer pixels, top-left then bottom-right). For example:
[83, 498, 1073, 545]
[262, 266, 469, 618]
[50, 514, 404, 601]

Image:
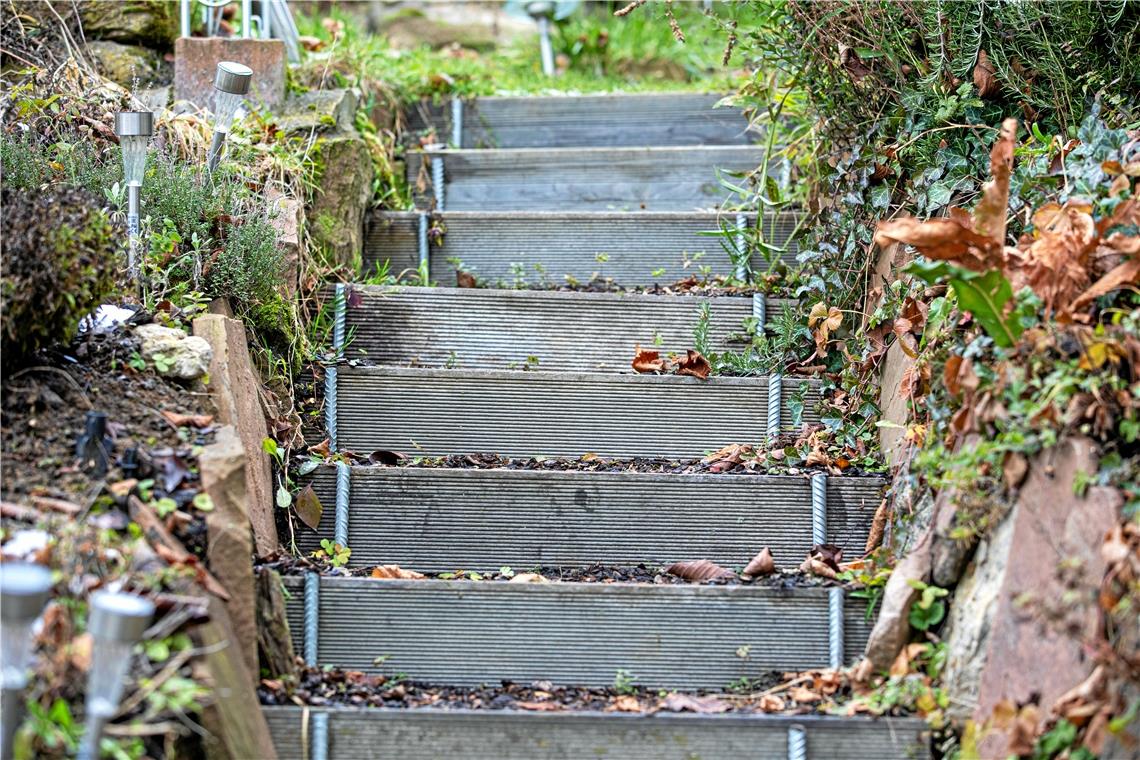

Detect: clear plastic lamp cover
[120, 135, 149, 187]
[0, 621, 36, 689]
[213, 90, 245, 134]
[84, 639, 135, 719]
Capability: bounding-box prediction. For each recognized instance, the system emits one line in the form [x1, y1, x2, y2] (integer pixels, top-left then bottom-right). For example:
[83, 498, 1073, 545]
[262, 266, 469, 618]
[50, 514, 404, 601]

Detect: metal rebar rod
[752, 293, 766, 332]
[323, 365, 338, 452]
[334, 462, 350, 548]
[787, 723, 807, 760]
[417, 212, 430, 276]
[451, 96, 464, 148]
[304, 572, 319, 666]
[429, 151, 445, 211]
[332, 283, 346, 361]
[828, 586, 845, 670]
[811, 472, 827, 546]
[310, 711, 329, 760]
[767, 374, 782, 439]
[734, 212, 747, 280]
[537, 16, 554, 76]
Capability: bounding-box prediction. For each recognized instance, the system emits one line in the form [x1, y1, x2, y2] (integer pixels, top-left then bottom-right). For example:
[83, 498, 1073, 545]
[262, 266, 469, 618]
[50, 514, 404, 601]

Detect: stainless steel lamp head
[0, 563, 53, 623]
[213, 61, 253, 95]
[87, 592, 154, 643]
[113, 111, 154, 139]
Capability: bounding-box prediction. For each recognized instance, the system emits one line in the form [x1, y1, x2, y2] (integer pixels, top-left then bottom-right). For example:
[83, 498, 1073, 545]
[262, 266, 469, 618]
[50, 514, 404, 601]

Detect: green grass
[294, 2, 760, 102]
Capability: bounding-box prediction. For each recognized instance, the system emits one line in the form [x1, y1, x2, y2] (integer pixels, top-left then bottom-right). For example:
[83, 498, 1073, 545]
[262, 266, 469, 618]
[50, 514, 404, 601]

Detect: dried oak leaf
[160, 410, 215, 428]
[673, 349, 711, 380]
[873, 215, 1000, 272]
[1070, 258, 1140, 312]
[294, 484, 323, 531]
[663, 559, 736, 582]
[758, 694, 786, 712]
[631, 345, 665, 373]
[609, 695, 643, 713]
[660, 693, 731, 714]
[742, 547, 776, 578]
[370, 565, 426, 580]
[456, 270, 477, 288]
[865, 498, 890, 553]
[1010, 198, 1097, 312]
[808, 303, 843, 356]
[811, 544, 844, 572]
[516, 701, 563, 711]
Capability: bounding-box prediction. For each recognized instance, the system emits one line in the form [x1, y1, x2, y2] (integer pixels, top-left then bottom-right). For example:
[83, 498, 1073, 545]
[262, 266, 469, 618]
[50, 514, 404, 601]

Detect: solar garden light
[1, 563, 54, 760]
[76, 592, 155, 760]
[526, 1, 556, 76]
[114, 111, 154, 280]
[206, 61, 253, 174]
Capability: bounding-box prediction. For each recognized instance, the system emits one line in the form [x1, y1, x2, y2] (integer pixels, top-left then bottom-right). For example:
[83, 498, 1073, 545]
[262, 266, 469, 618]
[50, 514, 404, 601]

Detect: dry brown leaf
[742, 547, 776, 578]
[161, 410, 215, 428]
[507, 572, 550, 584]
[70, 632, 92, 673]
[294, 484, 324, 531]
[973, 118, 1017, 245]
[660, 693, 731, 713]
[758, 693, 786, 712]
[456, 270, 477, 288]
[297, 34, 324, 52]
[788, 685, 821, 703]
[1002, 451, 1029, 491]
[516, 701, 563, 711]
[109, 479, 138, 499]
[609, 695, 643, 713]
[370, 565, 426, 580]
[874, 216, 1001, 272]
[973, 49, 999, 98]
[1069, 258, 1140, 311]
[1109, 173, 1131, 198]
[663, 559, 736, 582]
[799, 557, 838, 580]
[631, 345, 665, 373]
[673, 349, 711, 380]
[865, 498, 890, 553]
[892, 317, 919, 358]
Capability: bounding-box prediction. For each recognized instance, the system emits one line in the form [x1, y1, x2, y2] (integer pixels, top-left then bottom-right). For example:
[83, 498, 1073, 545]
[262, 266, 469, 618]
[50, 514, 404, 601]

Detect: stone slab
[193, 315, 278, 556]
[173, 37, 285, 113]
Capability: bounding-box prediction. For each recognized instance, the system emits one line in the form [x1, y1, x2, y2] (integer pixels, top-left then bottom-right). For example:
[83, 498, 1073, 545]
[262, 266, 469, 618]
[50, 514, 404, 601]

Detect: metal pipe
[206, 129, 227, 174]
[787, 723, 807, 760]
[310, 711, 329, 760]
[450, 97, 463, 148]
[126, 184, 141, 279]
[260, 0, 272, 39]
[180, 0, 191, 37]
[537, 16, 554, 76]
[241, 0, 251, 37]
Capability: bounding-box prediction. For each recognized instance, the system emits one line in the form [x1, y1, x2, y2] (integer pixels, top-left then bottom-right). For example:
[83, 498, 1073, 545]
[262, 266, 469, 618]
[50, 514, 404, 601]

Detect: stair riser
[343, 285, 795, 373]
[283, 578, 871, 688]
[406, 93, 757, 148]
[264, 707, 930, 760]
[297, 467, 884, 570]
[332, 367, 820, 458]
[406, 146, 767, 211]
[365, 211, 800, 287]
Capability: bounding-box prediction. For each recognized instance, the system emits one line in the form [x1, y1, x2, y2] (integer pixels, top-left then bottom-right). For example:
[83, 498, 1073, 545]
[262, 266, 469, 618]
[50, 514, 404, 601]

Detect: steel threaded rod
[332, 283, 346, 360]
[451, 96, 464, 148]
[310, 711, 329, 760]
[767, 374, 782, 439]
[752, 293, 766, 332]
[417, 212, 430, 275]
[304, 572, 319, 666]
[811, 472, 827, 546]
[787, 723, 807, 760]
[323, 365, 338, 452]
[828, 586, 845, 670]
[334, 462, 350, 548]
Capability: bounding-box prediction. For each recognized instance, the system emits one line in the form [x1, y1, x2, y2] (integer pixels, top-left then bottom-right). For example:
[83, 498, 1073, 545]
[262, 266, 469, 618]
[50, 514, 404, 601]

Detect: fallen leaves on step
[516, 701, 563, 711]
[368, 449, 407, 466]
[659, 692, 731, 714]
[631, 345, 665, 373]
[674, 350, 711, 380]
[629, 346, 710, 380]
[160, 410, 215, 428]
[742, 547, 776, 578]
[663, 559, 736, 582]
[370, 565, 426, 580]
[456, 270, 477, 288]
[293, 484, 323, 531]
[608, 695, 643, 713]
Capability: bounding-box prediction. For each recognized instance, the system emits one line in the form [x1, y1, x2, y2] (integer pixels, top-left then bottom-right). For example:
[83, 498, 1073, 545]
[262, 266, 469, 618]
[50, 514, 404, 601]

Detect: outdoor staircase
[263, 93, 929, 759]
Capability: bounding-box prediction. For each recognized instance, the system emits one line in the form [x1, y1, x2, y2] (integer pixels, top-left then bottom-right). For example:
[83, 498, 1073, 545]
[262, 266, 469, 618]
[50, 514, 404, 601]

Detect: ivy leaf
[276, 485, 292, 509]
[297, 459, 321, 477]
[926, 181, 954, 209]
[907, 261, 1023, 347]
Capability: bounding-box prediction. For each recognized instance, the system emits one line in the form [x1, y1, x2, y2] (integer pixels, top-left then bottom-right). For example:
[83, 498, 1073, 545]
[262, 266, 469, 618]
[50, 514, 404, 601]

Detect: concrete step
[282, 576, 871, 688]
[264, 706, 930, 760]
[405, 92, 759, 148]
[338, 285, 794, 373]
[406, 146, 767, 211]
[365, 210, 800, 288]
[325, 366, 819, 457]
[297, 465, 884, 570]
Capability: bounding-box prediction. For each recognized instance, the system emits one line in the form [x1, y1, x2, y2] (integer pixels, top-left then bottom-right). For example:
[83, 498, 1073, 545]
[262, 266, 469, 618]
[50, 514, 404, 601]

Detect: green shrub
[1, 186, 119, 365]
[207, 217, 284, 304]
[0, 133, 120, 196]
[143, 158, 238, 246]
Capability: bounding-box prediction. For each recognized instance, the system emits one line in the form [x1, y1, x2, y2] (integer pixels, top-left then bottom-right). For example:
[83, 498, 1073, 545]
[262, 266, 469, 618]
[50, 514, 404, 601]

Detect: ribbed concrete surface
[406, 146, 766, 211]
[281, 577, 870, 687]
[363, 210, 801, 286]
[406, 92, 758, 148]
[343, 285, 796, 372]
[264, 707, 930, 760]
[334, 367, 820, 457]
[296, 466, 884, 569]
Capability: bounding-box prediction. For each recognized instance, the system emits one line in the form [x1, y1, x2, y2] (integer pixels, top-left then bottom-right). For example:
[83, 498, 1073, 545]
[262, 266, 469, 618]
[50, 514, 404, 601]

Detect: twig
[103, 721, 183, 738]
[4, 365, 92, 409]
